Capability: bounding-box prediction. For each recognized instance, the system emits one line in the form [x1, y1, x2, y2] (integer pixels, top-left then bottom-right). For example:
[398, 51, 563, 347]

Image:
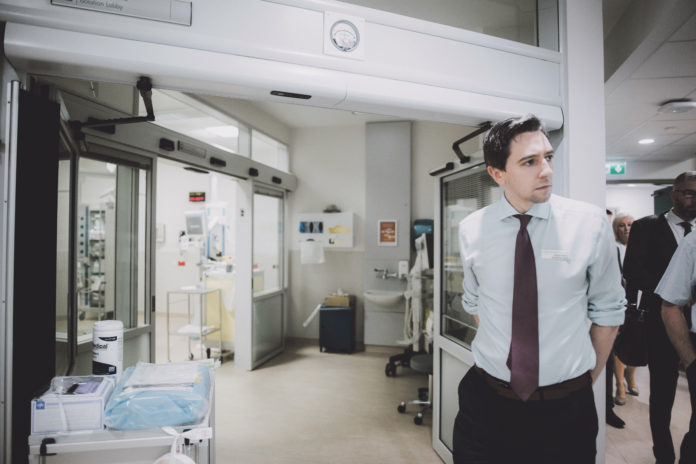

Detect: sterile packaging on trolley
[104, 361, 213, 430]
[31, 375, 116, 434]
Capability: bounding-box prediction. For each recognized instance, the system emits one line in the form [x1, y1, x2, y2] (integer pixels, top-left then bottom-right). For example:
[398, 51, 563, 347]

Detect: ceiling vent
[657, 99, 696, 114]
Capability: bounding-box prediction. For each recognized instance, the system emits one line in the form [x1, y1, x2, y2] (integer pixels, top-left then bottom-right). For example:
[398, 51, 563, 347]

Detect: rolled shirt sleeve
[655, 234, 696, 307]
[459, 219, 479, 315]
[586, 214, 627, 326]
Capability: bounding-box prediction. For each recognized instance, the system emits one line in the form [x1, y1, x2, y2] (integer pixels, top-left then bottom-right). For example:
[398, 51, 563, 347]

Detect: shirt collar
[666, 209, 696, 226]
[495, 193, 551, 221]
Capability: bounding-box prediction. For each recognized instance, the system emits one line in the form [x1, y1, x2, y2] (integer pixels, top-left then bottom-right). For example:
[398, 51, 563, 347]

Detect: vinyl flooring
[156, 313, 690, 463]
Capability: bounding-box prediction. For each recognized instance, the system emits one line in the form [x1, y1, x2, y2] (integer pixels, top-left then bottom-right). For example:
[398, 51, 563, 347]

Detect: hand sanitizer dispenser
[398, 260, 409, 279]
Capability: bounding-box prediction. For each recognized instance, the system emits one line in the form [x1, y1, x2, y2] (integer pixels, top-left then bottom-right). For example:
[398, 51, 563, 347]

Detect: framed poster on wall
[378, 219, 397, 246]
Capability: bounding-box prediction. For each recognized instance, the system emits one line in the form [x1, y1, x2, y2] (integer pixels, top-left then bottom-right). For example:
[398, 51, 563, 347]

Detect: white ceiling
[604, 0, 696, 162]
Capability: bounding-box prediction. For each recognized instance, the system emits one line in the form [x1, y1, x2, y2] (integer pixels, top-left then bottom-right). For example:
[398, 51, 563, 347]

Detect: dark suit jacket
[623, 213, 677, 314]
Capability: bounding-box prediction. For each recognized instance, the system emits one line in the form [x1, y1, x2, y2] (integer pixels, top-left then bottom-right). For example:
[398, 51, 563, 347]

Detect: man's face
[671, 179, 696, 222]
[487, 130, 554, 213]
[616, 217, 632, 245]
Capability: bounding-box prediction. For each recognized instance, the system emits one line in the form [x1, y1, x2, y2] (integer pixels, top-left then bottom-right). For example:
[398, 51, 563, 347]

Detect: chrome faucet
[374, 268, 398, 279]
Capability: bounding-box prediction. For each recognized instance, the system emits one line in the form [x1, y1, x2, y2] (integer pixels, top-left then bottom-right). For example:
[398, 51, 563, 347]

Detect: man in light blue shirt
[655, 229, 696, 464]
[452, 115, 626, 463]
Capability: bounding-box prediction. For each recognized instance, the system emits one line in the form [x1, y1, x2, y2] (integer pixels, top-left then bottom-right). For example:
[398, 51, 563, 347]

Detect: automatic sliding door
[68, 149, 153, 374]
[251, 188, 284, 367]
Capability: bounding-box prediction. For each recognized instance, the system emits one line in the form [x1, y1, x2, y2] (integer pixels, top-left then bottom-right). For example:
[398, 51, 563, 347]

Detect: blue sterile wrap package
[104, 362, 212, 430]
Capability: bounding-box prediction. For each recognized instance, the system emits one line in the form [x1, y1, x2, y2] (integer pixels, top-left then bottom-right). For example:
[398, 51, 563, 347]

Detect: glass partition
[252, 130, 289, 173]
[340, 0, 558, 50]
[55, 158, 72, 375]
[441, 163, 501, 348]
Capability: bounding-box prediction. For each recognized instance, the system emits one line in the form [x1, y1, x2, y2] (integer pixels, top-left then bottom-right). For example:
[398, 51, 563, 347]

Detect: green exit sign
[606, 161, 626, 175]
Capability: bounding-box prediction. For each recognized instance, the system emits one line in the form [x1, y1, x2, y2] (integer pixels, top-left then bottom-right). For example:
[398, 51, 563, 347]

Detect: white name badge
[542, 249, 569, 261]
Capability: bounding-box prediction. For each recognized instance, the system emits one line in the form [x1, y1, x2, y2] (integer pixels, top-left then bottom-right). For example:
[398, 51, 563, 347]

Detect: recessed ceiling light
[638, 138, 655, 144]
[658, 99, 696, 114]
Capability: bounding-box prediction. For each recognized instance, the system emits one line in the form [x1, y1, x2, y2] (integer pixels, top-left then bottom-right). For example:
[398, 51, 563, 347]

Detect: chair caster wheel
[414, 414, 423, 425]
[397, 402, 406, 413]
[385, 363, 397, 377]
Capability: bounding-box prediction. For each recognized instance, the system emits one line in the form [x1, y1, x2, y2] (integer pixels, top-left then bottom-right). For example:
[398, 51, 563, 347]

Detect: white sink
[364, 290, 404, 306]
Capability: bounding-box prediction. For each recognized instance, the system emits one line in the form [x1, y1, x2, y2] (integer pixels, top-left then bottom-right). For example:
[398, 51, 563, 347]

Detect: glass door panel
[441, 163, 501, 349]
[251, 188, 284, 367]
[434, 161, 502, 461]
[70, 153, 152, 374]
[253, 192, 282, 295]
[55, 158, 72, 375]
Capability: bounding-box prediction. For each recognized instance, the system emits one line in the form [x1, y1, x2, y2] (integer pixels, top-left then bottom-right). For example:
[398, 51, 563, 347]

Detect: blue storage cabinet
[319, 304, 355, 353]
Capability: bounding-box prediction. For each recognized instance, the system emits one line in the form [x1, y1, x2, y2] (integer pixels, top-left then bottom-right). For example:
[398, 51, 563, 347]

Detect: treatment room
[1, 1, 695, 464]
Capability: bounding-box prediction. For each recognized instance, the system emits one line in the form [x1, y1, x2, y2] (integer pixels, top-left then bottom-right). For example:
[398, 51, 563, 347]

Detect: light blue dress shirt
[655, 230, 696, 333]
[459, 194, 626, 386]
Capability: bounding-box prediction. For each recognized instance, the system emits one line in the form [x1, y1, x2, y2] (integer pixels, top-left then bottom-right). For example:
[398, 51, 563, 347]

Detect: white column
[559, 1, 608, 463]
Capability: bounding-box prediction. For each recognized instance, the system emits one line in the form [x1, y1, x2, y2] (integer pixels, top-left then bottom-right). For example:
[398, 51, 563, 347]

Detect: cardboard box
[324, 294, 355, 308]
[31, 376, 115, 434]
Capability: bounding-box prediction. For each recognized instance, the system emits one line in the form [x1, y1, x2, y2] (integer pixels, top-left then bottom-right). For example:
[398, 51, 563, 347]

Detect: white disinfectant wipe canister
[93, 320, 123, 375]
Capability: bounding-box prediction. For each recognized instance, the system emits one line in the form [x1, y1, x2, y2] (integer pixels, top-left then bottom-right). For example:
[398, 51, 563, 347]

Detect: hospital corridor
[1, 1, 696, 464]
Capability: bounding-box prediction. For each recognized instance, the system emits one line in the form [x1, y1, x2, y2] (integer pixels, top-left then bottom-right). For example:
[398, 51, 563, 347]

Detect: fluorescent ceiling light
[658, 99, 696, 114]
[205, 125, 239, 138]
[638, 138, 655, 145]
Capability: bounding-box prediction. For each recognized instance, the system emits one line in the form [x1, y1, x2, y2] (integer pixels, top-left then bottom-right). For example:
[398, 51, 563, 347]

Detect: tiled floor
[155, 314, 691, 463]
[606, 364, 690, 464]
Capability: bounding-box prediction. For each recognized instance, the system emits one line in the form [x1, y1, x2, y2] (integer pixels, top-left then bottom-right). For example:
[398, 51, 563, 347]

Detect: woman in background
[614, 213, 639, 405]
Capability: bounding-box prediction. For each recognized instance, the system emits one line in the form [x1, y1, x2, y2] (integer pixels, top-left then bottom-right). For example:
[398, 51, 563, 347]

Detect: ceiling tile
[633, 41, 696, 79]
[671, 14, 696, 41]
[649, 144, 696, 161]
[605, 77, 696, 104]
[609, 133, 684, 156]
[638, 119, 696, 136]
[674, 132, 696, 146]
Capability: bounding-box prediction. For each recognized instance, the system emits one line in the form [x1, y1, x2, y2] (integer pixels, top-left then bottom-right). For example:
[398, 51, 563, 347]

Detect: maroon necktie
[509, 214, 539, 401]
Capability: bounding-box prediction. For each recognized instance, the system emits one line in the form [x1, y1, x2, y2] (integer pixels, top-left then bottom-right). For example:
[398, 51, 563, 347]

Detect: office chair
[397, 352, 433, 425]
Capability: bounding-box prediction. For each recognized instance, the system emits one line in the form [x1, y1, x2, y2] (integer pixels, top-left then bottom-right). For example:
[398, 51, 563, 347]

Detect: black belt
[474, 366, 591, 401]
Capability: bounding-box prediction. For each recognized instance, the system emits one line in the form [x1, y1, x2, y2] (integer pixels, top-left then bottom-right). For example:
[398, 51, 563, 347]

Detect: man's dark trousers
[452, 367, 597, 464]
[648, 311, 681, 463]
[624, 214, 680, 462]
[679, 334, 696, 464]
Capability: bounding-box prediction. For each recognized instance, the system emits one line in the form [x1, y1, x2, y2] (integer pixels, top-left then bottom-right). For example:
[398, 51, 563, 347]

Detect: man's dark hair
[674, 171, 696, 187]
[482, 114, 548, 171]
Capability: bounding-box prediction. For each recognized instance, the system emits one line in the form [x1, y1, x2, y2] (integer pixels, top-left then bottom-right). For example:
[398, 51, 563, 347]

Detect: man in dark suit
[624, 171, 696, 464]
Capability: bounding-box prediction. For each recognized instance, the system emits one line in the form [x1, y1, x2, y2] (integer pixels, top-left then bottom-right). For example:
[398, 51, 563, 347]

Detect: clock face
[330, 20, 360, 52]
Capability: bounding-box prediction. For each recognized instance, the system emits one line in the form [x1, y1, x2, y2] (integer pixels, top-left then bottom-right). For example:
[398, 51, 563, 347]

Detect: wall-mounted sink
[364, 290, 404, 306]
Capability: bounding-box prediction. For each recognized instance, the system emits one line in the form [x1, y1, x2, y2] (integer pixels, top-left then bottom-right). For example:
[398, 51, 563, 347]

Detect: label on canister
[93, 320, 123, 375]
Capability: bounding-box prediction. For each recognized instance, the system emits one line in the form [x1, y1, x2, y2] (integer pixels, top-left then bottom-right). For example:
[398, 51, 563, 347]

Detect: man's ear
[487, 165, 505, 186]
